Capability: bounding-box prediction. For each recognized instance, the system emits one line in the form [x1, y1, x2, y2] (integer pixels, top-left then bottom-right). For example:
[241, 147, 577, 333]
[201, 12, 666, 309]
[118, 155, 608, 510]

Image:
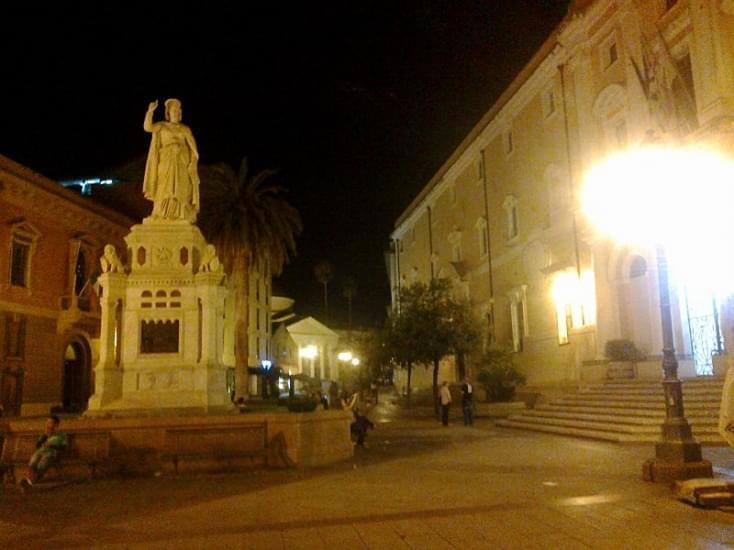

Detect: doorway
[62, 339, 91, 413]
[683, 286, 723, 376]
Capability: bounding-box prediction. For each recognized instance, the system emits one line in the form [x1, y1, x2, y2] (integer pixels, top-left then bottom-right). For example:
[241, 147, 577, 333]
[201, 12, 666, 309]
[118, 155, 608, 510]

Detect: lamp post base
[642, 457, 713, 484]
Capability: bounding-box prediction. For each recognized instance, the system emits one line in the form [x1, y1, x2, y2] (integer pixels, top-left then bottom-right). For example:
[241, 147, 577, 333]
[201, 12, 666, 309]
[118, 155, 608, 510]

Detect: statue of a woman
[143, 98, 200, 222]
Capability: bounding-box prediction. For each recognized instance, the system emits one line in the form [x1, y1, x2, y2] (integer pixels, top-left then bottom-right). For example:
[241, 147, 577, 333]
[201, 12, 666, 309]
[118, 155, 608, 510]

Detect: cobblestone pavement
[2, 399, 734, 549]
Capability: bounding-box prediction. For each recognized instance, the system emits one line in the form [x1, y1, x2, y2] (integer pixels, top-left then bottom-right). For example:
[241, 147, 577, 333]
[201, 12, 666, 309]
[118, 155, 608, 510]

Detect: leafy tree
[199, 158, 302, 400]
[385, 279, 480, 412]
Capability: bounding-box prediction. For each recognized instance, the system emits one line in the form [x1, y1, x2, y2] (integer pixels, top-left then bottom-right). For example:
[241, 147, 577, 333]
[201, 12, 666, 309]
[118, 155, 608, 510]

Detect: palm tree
[342, 276, 357, 330]
[199, 158, 302, 401]
[314, 260, 334, 319]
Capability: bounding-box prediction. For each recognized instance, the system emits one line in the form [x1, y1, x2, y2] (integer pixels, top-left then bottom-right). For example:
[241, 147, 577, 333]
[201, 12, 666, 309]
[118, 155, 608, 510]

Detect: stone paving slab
[2, 411, 734, 549]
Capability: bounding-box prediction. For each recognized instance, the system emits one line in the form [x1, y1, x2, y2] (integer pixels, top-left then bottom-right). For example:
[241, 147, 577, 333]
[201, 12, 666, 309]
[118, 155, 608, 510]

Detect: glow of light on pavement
[557, 494, 623, 506]
[581, 145, 734, 297]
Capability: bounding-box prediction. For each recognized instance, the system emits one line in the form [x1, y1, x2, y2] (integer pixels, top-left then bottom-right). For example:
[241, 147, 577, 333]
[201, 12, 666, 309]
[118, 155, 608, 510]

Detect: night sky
[1, 2, 569, 327]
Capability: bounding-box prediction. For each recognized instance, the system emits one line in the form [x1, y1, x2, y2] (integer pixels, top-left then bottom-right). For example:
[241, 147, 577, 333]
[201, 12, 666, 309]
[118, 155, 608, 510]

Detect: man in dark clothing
[461, 379, 475, 426]
[350, 410, 374, 446]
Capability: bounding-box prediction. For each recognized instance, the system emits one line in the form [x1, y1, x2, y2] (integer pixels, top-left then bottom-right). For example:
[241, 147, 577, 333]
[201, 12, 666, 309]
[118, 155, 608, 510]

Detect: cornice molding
[1, 171, 129, 240]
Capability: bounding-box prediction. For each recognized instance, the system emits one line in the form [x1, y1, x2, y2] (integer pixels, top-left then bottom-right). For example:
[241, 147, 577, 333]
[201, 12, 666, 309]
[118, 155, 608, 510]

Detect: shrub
[604, 339, 646, 362]
[286, 395, 318, 413]
[476, 349, 526, 402]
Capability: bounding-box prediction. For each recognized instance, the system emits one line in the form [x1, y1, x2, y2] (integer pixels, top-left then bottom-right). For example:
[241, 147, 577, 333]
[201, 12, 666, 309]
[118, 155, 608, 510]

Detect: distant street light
[337, 351, 353, 362]
[581, 143, 734, 482]
[351, 358, 361, 367]
[299, 345, 318, 359]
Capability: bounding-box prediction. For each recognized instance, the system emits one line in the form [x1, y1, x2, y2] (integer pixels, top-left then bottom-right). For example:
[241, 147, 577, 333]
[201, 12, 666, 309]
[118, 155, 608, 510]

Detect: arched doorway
[62, 338, 91, 413]
[617, 253, 654, 355]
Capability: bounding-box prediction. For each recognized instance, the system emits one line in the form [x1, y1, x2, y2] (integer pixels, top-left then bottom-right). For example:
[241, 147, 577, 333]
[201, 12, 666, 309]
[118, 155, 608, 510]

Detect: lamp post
[641, 245, 712, 482]
[580, 143, 732, 483]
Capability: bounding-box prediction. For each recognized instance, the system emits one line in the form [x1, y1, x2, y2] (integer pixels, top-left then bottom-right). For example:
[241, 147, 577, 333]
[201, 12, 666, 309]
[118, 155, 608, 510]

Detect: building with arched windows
[388, 0, 734, 395]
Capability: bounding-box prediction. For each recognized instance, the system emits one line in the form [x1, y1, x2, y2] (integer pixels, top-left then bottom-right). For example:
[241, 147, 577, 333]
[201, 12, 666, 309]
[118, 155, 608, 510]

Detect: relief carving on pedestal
[155, 247, 172, 267]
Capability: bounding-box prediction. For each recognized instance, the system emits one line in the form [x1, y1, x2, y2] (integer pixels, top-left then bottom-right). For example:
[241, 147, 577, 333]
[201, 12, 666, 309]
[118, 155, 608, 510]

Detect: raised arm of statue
[143, 100, 159, 133]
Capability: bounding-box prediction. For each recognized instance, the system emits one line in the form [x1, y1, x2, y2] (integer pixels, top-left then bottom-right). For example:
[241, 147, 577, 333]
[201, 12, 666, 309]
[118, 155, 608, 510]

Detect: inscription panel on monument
[140, 320, 180, 353]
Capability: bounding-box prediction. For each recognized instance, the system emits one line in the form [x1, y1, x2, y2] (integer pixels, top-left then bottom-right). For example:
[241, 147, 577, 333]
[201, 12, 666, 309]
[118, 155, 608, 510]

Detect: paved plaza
[2, 400, 734, 549]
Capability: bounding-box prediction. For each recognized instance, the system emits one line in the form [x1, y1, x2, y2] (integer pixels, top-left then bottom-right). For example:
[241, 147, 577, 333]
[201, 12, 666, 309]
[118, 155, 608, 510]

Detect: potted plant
[604, 339, 646, 379]
[476, 348, 526, 402]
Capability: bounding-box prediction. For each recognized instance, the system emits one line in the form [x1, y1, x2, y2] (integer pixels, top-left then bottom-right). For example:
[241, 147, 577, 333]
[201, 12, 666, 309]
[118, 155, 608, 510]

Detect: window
[503, 129, 514, 155]
[10, 241, 30, 287]
[602, 33, 620, 70]
[543, 88, 556, 118]
[4, 313, 26, 359]
[503, 196, 519, 241]
[509, 287, 528, 352]
[608, 42, 618, 66]
[557, 305, 570, 345]
[9, 222, 39, 288]
[476, 217, 489, 256]
[614, 119, 628, 148]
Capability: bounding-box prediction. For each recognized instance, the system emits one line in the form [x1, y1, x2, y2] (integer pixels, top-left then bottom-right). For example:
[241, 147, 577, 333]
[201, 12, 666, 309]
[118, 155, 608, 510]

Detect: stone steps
[496, 378, 726, 445]
[496, 419, 725, 445]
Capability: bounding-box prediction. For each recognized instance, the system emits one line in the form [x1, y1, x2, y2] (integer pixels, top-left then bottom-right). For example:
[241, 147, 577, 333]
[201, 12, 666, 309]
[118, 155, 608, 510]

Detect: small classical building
[272, 316, 340, 383]
[0, 155, 131, 415]
[388, 0, 734, 388]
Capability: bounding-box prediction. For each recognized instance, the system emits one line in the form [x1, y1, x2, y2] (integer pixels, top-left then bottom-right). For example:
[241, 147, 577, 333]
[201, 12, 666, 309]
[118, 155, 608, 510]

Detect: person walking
[439, 381, 452, 426]
[461, 378, 475, 426]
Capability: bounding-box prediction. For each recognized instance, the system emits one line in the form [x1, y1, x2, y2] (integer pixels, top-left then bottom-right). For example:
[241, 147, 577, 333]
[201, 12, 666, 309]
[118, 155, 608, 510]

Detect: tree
[342, 276, 358, 330]
[386, 279, 480, 413]
[199, 158, 302, 401]
[314, 260, 334, 320]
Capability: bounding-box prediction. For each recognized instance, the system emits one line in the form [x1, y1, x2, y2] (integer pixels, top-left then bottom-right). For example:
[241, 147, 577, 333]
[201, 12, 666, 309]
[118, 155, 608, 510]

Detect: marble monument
[87, 99, 232, 414]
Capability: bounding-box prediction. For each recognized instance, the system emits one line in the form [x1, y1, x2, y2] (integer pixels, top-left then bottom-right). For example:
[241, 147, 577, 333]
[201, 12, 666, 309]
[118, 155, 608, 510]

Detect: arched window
[629, 256, 647, 279]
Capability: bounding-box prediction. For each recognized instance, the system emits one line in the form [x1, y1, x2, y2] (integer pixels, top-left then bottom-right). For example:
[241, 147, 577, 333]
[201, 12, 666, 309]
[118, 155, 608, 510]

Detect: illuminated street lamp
[299, 345, 318, 359]
[337, 351, 353, 362]
[580, 143, 734, 482]
[351, 357, 360, 367]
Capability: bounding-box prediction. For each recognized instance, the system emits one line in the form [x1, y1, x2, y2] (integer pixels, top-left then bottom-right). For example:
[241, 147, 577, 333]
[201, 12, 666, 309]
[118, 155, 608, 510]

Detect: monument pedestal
[87, 219, 233, 415]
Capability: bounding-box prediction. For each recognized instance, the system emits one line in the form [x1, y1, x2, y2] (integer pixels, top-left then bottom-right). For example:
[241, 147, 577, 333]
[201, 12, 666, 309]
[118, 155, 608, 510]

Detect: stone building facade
[388, 0, 734, 387]
[0, 155, 130, 415]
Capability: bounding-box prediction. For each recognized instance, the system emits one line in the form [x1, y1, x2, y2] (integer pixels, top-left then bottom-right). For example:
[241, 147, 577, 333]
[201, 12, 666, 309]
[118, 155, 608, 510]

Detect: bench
[1, 430, 111, 484]
[161, 423, 268, 474]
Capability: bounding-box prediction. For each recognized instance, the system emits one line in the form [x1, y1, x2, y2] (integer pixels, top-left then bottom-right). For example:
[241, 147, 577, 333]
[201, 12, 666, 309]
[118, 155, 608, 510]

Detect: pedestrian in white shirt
[439, 381, 452, 426]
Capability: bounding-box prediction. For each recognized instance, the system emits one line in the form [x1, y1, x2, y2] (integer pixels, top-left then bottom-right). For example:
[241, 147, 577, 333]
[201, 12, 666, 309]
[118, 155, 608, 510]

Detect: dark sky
[1, 2, 569, 328]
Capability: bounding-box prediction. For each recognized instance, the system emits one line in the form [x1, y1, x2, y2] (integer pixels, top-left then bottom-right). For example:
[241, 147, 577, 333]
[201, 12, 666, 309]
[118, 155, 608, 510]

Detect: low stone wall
[2, 410, 353, 476]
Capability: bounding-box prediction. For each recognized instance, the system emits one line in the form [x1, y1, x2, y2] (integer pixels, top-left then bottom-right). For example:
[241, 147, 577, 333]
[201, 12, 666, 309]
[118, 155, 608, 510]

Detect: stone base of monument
[642, 458, 714, 483]
[674, 478, 734, 507]
[1, 411, 353, 477]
